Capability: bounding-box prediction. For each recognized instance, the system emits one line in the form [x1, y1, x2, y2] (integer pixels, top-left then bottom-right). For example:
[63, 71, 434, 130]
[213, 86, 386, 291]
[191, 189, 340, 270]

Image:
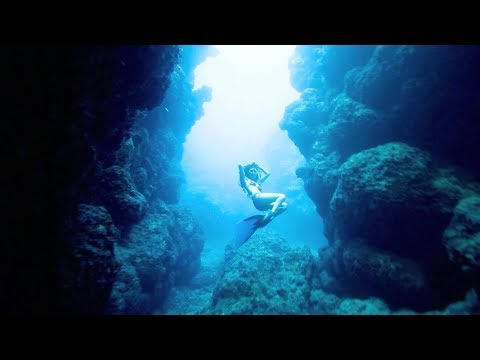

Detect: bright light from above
[182, 45, 300, 213]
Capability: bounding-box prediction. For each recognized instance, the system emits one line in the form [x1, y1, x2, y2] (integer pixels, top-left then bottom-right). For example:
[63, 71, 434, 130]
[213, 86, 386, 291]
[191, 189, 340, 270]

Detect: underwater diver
[234, 162, 287, 248]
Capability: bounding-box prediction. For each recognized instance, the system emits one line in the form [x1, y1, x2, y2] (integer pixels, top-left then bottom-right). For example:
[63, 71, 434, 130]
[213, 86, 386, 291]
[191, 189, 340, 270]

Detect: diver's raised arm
[239, 164, 247, 188]
[254, 163, 270, 183]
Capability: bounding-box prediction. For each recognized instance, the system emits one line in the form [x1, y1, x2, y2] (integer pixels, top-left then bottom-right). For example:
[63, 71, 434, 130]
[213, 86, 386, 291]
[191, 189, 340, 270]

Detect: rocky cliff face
[280, 45, 480, 311]
[1, 45, 214, 314]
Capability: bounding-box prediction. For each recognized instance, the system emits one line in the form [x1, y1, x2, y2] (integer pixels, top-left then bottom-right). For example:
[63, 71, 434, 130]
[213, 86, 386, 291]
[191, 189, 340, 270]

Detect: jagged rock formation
[280, 45, 480, 311]
[207, 229, 479, 315]
[103, 46, 215, 314]
[443, 196, 480, 270]
[106, 201, 203, 314]
[1, 45, 214, 314]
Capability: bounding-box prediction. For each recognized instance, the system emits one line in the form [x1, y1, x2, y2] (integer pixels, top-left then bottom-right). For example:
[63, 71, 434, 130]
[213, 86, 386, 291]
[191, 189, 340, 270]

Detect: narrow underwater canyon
[2, 45, 479, 314]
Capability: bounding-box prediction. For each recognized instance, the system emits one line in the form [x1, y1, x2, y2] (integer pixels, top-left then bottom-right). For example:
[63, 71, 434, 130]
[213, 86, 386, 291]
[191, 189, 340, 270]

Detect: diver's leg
[253, 193, 284, 211]
[274, 202, 288, 217]
[258, 202, 288, 227]
[266, 202, 288, 222]
[270, 194, 286, 214]
[252, 193, 287, 224]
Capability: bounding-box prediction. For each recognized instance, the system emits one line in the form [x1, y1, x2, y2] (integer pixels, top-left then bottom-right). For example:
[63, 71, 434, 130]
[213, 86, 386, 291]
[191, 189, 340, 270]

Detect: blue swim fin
[234, 215, 264, 249]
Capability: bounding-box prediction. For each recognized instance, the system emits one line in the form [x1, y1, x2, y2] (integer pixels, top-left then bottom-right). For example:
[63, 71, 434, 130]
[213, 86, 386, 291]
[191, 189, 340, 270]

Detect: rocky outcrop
[281, 45, 480, 311]
[61, 204, 119, 314]
[289, 45, 375, 92]
[0, 45, 211, 314]
[330, 143, 455, 260]
[1, 46, 179, 314]
[107, 201, 204, 314]
[443, 196, 480, 269]
[343, 45, 480, 172]
[208, 228, 476, 314]
[281, 91, 389, 218]
[100, 165, 148, 227]
[207, 229, 315, 315]
[328, 240, 431, 310]
[103, 46, 213, 314]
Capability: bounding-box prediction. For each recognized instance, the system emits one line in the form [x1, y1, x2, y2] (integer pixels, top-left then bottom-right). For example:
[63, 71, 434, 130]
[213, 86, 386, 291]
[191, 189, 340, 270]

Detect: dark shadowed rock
[1, 45, 179, 313]
[344, 45, 480, 173]
[282, 45, 480, 313]
[331, 240, 430, 311]
[443, 196, 480, 269]
[330, 142, 452, 260]
[100, 165, 148, 227]
[62, 204, 119, 314]
[105, 246, 149, 315]
[106, 200, 204, 314]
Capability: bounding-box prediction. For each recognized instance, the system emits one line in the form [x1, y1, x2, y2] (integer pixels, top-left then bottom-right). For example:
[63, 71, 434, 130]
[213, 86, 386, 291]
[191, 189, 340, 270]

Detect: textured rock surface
[161, 247, 223, 315]
[206, 229, 315, 315]
[100, 165, 148, 227]
[443, 196, 480, 269]
[1, 45, 179, 314]
[103, 46, 213, 314]
[289, 45, 375, 92]
[0, 45, 211, 314]
[328, 241, 431, 310]
[281, 45, 480, 311]
[334, 297, 391, 315]
[106, 201, 204, 314]
[344, 45, 480, 172]
[330, 142, 453, 260]
[61, 204, 119, 314]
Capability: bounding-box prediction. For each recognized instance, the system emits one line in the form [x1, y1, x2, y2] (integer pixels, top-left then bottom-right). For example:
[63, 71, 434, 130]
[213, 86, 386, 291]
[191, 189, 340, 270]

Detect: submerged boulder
[207, 229, 315, 315]
[443, 196, 480, 269]
[330, 240, 430, 310]
[329, 142, 455, 260]
[107, 201, 204, 314]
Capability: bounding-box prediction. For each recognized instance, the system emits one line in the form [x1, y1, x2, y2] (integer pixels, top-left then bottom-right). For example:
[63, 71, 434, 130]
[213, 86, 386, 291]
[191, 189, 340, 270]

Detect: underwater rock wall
[281, 45, 480, 311]
[0, 45, 212, 314]
[1, 46, 178, 314]
[104, 45, 215, 314]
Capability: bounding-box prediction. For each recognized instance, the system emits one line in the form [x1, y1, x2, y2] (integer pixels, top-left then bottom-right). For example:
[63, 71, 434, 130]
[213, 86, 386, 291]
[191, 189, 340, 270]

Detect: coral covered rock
[329, 241, 430, 310]
[62, 204, 119, 314]
[329, 142, 453, 260]
[107, 201, 204, 314]
[207, 229, 315, 315]
[100, 165, 148, 227]
[1, 45, 179, 313]
[281, 45, 480, 313]
[443, 196, 480, 269]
